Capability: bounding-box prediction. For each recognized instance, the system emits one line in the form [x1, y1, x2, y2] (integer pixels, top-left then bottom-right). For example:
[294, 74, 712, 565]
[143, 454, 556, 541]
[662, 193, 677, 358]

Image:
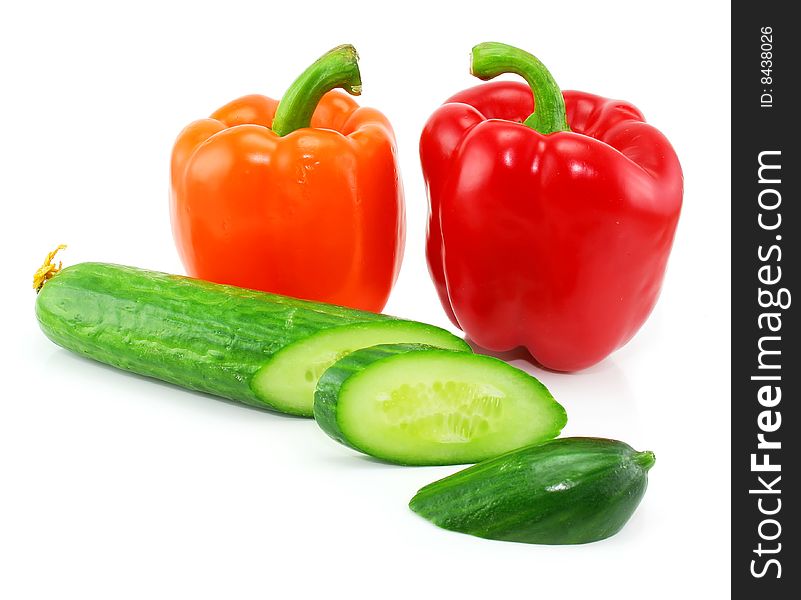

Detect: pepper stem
[271, 44, 362, 137]
[470, 42, 570, 135]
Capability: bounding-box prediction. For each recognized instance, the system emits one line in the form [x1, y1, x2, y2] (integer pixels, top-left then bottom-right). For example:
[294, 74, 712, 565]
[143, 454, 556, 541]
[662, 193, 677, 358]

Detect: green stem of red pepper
[271, 44, 363, 137]
[470, 42, 571, 135]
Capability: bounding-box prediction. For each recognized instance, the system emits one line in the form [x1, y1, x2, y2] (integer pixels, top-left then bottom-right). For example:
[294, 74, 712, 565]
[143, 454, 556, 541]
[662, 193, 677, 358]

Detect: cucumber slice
[314, 344, 567, 465]
[409, 438, 655, 545]
[36, 263, 469, 415]
[253, 321, 471, 415]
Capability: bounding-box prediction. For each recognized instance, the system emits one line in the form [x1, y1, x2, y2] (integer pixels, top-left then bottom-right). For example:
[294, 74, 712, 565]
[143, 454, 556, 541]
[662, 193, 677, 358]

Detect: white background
[0, 1, 731, 598]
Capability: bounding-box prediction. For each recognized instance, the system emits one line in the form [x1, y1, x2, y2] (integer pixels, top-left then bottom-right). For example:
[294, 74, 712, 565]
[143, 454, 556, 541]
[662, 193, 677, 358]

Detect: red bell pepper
[421, 42, 683, 371]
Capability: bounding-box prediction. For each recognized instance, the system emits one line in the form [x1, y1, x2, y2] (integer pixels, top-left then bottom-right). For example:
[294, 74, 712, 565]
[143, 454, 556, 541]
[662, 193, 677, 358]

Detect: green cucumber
[313, 344, 567, 465]
[35, 263, 470, 415]
[409, 437, 655, 544]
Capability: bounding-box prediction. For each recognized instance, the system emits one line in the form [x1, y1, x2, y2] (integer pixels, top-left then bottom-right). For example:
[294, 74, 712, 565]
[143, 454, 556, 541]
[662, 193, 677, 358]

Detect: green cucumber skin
[35, 263, 460, 412]
[409, 438, 655, 545]
[314, 343, 429, 452]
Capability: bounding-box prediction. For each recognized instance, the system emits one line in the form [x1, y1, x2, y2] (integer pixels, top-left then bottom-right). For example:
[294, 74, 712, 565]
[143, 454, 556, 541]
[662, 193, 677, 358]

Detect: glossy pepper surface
[421, 43, 683, 371]
[171, 45, 404, 312]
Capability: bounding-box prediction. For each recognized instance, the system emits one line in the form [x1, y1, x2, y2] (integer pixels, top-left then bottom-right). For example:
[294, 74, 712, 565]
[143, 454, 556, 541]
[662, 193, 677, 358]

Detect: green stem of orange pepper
[271, 44, 363, 136]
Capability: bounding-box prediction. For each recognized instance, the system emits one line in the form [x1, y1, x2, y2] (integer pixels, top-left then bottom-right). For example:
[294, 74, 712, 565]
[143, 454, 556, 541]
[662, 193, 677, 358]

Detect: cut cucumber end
[408, 437, 653, 545]
[252, 322, 470, 416]
[314, 344, 567, 465]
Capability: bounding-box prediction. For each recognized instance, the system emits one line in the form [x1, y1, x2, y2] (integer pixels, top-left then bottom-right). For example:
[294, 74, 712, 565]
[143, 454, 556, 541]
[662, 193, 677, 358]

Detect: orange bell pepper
[170, 45, 405, 312]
